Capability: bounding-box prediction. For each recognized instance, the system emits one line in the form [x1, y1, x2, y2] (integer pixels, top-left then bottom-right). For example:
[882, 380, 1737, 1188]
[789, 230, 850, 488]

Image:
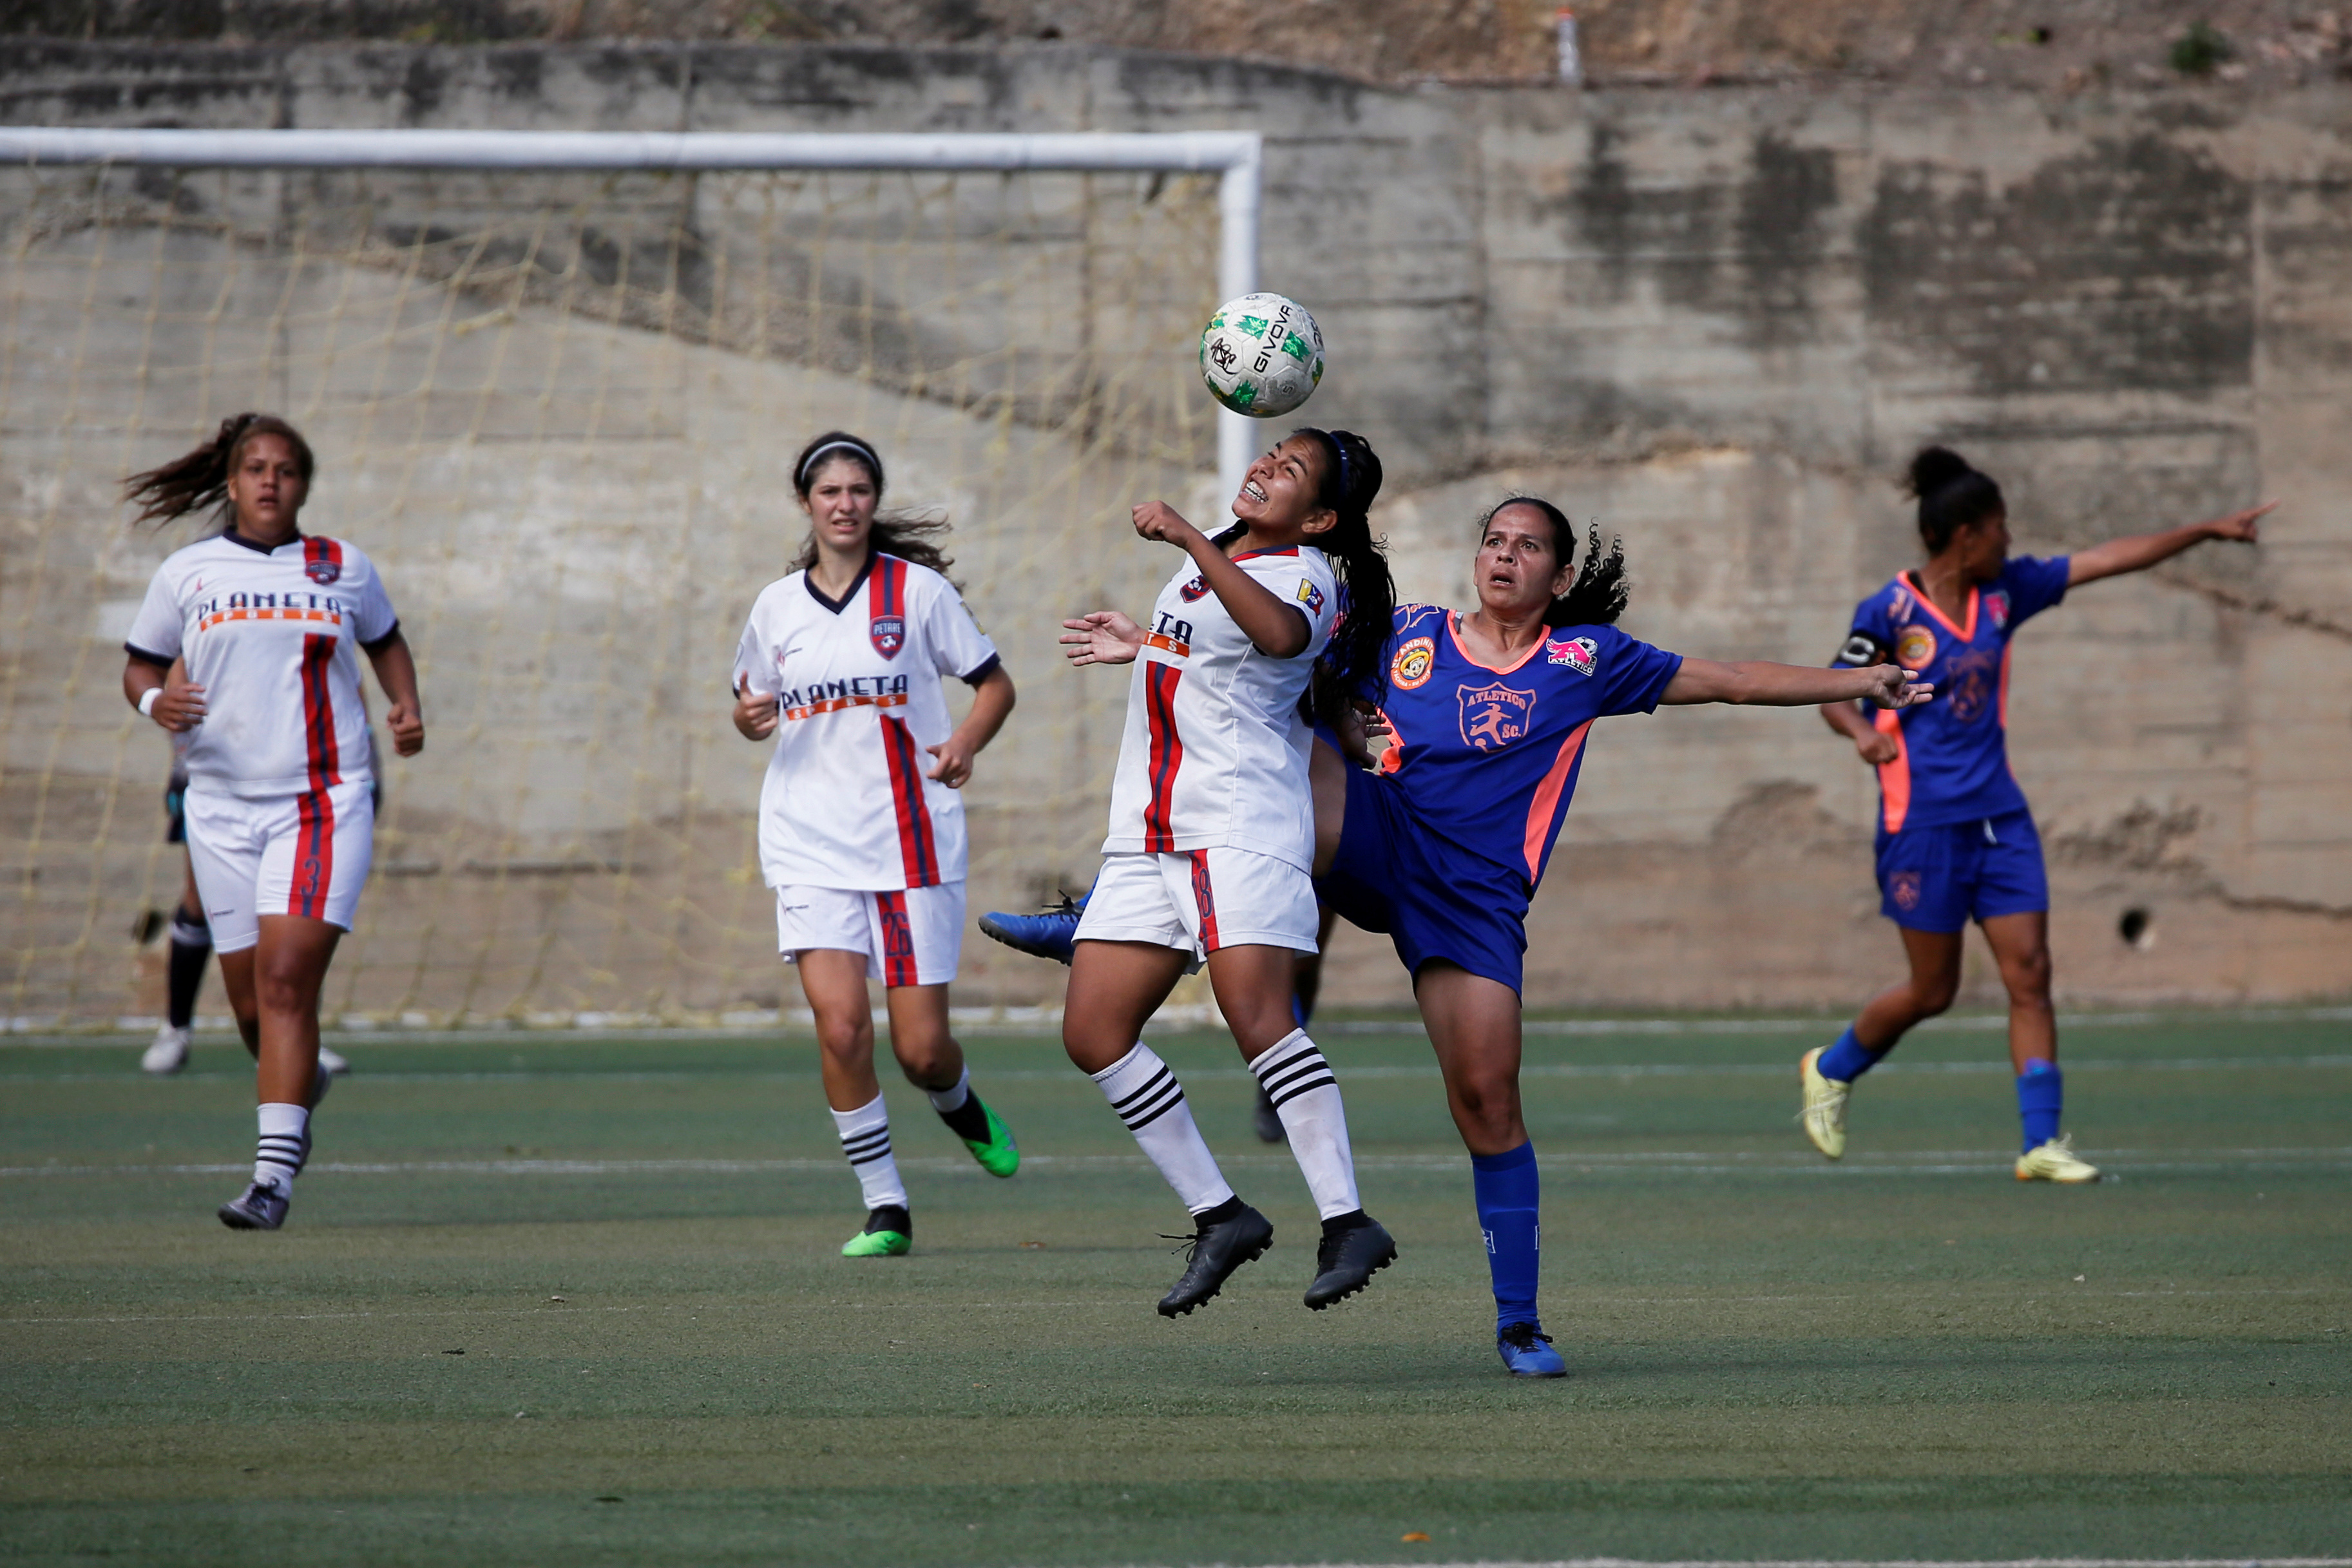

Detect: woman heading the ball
[1800, 447, 2271, 1181]
[1302, 497, 1927, 1375]
[1057, 428, 1399, 1317]
[731, 432, 1022, 1257]
[119, 414, 426, 1231]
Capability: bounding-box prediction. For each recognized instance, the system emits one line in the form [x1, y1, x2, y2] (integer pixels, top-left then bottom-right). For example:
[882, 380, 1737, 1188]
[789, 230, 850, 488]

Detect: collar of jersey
[218, 528, 301, 557]
[1444, 610, 1547, 676]
[1230, 544, 1301, 561]
[803, 551, 877, 616]
[1900, 570, 1978, 640]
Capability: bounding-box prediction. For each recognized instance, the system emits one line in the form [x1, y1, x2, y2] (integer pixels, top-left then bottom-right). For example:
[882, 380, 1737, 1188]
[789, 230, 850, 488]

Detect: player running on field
[731, 432, 1022, 1258]
[120, 414, 426, 1231]
[1056, 428, 1399, 1317]
[1801, 446, 2271, 1183]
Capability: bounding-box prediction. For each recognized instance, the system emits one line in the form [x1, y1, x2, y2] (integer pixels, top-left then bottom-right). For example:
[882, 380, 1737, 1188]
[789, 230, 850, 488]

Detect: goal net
[0, 138, 1238, 1029]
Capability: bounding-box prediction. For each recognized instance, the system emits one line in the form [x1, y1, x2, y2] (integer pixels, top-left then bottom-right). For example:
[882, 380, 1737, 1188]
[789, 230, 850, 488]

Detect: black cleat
[218, 1180, 289, 1231]
[1304, 1212, 1396, 1310]
[1251, 1082, 1287, 1143]
[1156, 1200, 1274, 1317]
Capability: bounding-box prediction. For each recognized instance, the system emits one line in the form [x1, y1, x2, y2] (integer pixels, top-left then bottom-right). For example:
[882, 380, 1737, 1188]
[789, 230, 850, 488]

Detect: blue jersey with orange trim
[1368, 605, 1683, 890]
[1833, 556, 2069, 833]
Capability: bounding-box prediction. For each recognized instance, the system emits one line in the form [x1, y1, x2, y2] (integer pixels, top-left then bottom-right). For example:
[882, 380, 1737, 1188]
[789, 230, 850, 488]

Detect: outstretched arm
[1061, 611, 1146, 667]
[1663, 658, 1929, 711]
[2067, 501, 2272, 587]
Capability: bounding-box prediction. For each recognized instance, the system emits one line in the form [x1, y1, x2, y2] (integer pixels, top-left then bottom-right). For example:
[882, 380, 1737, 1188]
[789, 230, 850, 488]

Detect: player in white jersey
[119, 414, 425, 1232]
[1056, 428, 1401, 1317]
[731, 432, 1022, 1258]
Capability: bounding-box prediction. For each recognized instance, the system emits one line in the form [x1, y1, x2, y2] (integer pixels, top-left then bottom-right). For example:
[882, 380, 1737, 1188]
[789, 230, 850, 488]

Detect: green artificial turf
[3, 1015, 2349, 1565]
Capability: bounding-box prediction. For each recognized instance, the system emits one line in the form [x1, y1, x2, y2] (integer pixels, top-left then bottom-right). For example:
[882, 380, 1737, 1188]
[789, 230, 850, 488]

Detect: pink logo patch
[1985, 590, 2011, 629]
[1545, 635, 1597, 675]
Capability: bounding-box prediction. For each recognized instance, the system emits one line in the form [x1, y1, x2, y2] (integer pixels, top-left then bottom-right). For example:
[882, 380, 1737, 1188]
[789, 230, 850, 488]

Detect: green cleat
[960, 1096, 1020, 1178]
[841, 1205, 912, 1257]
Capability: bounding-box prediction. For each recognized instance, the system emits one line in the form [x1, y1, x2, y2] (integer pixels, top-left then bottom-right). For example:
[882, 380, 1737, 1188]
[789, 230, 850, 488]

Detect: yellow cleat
[1799, 1046, 1850, 1160]
[2016, 1134, 2101, 1183]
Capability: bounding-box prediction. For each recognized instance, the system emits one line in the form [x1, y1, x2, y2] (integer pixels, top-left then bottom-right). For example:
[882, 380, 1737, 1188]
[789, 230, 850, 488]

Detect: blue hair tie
[1315, 430, 1349, 507]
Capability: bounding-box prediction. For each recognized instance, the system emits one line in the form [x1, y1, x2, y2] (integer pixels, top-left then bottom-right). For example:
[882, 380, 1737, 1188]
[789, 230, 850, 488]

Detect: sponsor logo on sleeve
[1457, 682, 1536, 752]
[869, 613, 906, 659]
[1390, 636, 1436, 691]
[1295, 578, 1326, 618]
[1985, 589, 2011, 629]
[1889, 582, 1913, 619]
[1545, 635, 1598, 675]
[1894, 625, 1938, 671]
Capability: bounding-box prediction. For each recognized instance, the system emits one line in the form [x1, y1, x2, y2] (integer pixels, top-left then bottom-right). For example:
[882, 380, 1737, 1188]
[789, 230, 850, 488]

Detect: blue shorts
[1875, 808, 2049, 933]
[1314, 762, 1532, 995]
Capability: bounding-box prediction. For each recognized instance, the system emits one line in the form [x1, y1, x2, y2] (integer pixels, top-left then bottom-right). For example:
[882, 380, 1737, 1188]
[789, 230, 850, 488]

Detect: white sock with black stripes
[1090, 1043, 1235, 1216]
[830, 1095, 910, 1213]
[1250, 1030, 1362, 1220]
[253, 1102, 309, 1194]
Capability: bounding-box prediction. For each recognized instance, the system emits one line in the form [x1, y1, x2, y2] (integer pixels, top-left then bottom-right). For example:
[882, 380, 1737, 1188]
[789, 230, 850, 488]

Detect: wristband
[138, 687, 162, 718]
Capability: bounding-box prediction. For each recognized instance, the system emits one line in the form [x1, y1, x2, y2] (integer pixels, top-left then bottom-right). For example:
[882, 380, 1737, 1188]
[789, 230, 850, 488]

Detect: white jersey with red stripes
[1100, 543, 1340, 871]
[125, 531, 401, 801]
[733, 552, 1000, 892]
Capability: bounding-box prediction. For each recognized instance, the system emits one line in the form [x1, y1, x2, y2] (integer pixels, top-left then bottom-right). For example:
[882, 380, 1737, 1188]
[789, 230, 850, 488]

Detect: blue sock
[1817, 1025, 1885, 1084]
[1471, 1142, 1541, 1333]
[2017, 1060, 2061, 1151]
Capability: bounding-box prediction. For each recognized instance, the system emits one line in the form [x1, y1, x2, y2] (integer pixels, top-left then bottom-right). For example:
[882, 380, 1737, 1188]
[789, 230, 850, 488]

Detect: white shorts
[775, 882, 964, 987]
[182, 781, 377, 954]
[1074, 848, 1320, 961]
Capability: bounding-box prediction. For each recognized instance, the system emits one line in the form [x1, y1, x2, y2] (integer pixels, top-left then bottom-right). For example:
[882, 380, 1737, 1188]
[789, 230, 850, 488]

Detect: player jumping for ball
[1801, 447, 2271, 1182]
[1055, 429, 1399, 1317]
[120, 414, 426, 1231]
[731, 433, 1022, 1257]
[988, 495, 1928, 1372]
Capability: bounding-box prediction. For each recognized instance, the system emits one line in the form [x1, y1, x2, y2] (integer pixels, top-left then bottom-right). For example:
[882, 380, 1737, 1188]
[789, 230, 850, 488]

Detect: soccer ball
[1198, 292, 1324, 418]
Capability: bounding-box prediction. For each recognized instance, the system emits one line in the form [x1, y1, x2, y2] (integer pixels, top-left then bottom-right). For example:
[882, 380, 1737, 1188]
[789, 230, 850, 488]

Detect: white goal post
[0, 126, 1266, 508]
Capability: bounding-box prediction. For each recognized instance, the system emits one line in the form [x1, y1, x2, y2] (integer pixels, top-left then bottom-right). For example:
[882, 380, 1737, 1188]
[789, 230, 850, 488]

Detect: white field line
[10, 1007, 2352, 1046]
[1222, 1561, 2352, 1568]
[10, 1055, 2352, 1085]
[8, 1149, 2352, 1180]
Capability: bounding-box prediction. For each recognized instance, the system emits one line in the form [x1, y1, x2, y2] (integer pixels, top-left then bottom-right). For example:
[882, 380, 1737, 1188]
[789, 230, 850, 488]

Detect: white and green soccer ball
[1198, 292, 1324, 418]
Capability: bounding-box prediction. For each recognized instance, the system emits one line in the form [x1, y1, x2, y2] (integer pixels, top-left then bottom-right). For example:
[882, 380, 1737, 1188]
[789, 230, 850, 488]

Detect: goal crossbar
[0, 125, 1265, 498]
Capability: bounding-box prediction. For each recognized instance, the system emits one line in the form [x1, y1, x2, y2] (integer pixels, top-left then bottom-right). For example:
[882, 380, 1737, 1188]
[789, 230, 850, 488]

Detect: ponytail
[123, 413, 314, 528]
[1477, 496, 1631, 627]
[1291, 427, 1395, 723]
[1906, 445, 2004, 554]
[786, 428, 957, 580]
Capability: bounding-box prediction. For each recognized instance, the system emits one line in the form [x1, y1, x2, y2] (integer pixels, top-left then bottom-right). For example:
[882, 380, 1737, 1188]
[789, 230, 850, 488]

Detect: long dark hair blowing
[787, 429, 955, 577]
[124, 412, 315, 529]
[1479, 495, 1630, 626]
[1907, 445, 2005, 554]
[1247, 427, 1393, 724]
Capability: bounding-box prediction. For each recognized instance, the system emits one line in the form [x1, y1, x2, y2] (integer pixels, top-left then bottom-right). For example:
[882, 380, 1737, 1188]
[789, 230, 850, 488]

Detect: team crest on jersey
[1179, 575, 1210, 602]
[869, 614, 906, 659]
[305, 557, 340, 585]
[1985, 590, 2011, 629]
[1390, 636, 1435, 691]
[1457, 682, 1535, 752]
[1295, 578, 1326, 617]
[1894, 624, 1938, 670]
[1545, 635, 1597, 675]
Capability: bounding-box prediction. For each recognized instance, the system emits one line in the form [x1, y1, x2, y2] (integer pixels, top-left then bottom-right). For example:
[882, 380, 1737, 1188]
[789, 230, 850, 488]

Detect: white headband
[796, 439, 881, 492]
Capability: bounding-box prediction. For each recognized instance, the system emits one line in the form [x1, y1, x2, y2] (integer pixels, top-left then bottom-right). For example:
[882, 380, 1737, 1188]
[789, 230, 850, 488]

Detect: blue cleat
[977, 892, 1085, 966]
[1496, 1321, 1567, 1378]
